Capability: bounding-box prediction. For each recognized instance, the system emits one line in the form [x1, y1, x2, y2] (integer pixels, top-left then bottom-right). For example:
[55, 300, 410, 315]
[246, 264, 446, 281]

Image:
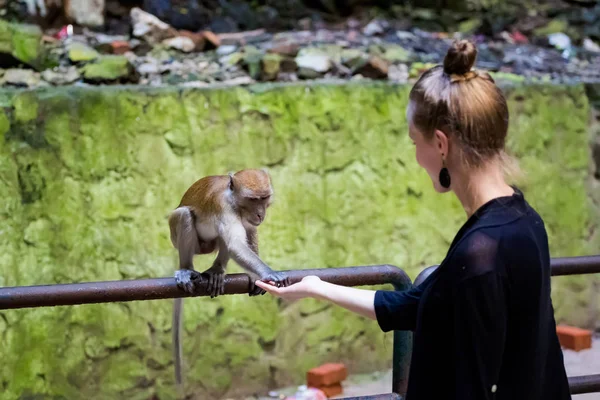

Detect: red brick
[111, 40, 131, 55]
[313, 382, 343, 398]
[201, 30, 221, 49]
[307, 363, 347, 387]
[556, 325, 592, 352]
[178, 30, 206, 51]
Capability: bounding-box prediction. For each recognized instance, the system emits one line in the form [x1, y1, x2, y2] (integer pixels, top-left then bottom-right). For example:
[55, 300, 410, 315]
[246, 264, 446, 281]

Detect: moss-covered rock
[68, 42, 100, 63]
[0, 82, 597, 400]
[0, 20, 48, 71]
[81, 56, 136, 83]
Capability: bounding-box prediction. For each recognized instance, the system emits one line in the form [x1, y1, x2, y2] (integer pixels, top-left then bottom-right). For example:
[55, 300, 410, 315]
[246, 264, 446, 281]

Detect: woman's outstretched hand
[256, 275, 377, 320]
[255, 276, 324, 301]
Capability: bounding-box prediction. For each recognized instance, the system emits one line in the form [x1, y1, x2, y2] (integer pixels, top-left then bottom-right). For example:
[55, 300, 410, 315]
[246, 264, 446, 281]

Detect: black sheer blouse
[374, 188, 571, 400]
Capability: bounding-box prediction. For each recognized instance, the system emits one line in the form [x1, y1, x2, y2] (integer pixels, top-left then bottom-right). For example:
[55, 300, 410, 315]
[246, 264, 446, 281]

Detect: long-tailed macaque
[168, 168, 289, 387]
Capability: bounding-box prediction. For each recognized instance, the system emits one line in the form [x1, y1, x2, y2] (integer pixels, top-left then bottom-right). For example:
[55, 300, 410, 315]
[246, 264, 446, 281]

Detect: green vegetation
[0, 81, 597, 399]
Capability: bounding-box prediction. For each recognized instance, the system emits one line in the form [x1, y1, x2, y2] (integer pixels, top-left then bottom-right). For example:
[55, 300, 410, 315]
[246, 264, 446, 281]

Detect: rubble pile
[1, 6, 599, 89]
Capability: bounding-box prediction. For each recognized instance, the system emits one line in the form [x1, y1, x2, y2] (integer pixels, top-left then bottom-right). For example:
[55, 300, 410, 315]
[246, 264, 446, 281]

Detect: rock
[0, 19, 48, 71]
[262, 53, 281, 81]
[179, 31, 207, 51]
[548, 32, 571, 50]
[1, 68, 40, 87]
[383, 45, 413, 63]
[534, 20, 569, 37]
[409, 62, 436, 79]
[65, 0, 105, 27]
[388, 63, 409, 83]
[341, 49, 363, 65]
[81, 55, 136, 82]
[136, 62, 160, 75]
[67, 42, 99, 62]
[363, 19, 387, 37]
[280, 56, 297, 73]
[217, 29, 268, 46]
[295, 49, 331, 74]
[221, 51, 244, 67]
[242, 46, 263, 80]
[131, 7, 177, 45]
[584, 38, 600, 53]
[162, 36, 196, 53]
[217, 45, 237, 56]
[396, 31, 417, 40]
[89, 32, 130, 46]
[354, 55, 388, 79]
[268, 43, 299, 57]
[41, 66, 81, 85]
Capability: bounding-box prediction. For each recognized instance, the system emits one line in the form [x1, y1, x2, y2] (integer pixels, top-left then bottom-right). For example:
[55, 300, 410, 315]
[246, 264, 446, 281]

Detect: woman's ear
[434, 129, 449, 157]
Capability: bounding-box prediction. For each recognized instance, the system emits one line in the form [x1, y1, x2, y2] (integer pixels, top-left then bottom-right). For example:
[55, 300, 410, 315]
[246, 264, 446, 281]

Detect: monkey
[168, 168, 290, 388]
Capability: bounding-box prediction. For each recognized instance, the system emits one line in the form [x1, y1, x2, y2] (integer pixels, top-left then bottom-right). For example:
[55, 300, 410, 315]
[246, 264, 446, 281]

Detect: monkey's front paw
[203, 268, 225, 299]
[248, 281, 266, 296]
[249, 271, 290, 296]
[175, 269, 202, 294]
[262, 271, 291, 288]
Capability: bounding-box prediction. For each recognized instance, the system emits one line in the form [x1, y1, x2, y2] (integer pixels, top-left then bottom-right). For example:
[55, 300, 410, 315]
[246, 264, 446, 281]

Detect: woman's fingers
[255, 280, 281, 294]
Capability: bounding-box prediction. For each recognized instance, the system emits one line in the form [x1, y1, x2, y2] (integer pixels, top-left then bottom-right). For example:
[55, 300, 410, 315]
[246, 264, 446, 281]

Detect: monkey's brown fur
[169, 168, 289, 391]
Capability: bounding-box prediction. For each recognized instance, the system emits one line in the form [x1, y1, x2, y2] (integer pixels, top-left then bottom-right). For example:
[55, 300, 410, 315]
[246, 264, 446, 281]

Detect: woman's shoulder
[444, 196, 549, 282]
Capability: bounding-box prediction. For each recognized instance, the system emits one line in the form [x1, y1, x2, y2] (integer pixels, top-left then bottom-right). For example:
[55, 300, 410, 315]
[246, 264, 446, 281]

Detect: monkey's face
[239, 195, 272, 227]
[230, 169, 274, 226]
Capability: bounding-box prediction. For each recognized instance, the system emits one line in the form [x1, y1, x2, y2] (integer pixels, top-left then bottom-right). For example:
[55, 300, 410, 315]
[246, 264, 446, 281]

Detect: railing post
[390, 265, 439, 397]
[389, 274, 415, 397]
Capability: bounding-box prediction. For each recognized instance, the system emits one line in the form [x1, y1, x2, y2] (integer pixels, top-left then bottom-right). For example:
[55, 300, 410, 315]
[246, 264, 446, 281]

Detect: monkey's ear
[228, 172, 235, 190]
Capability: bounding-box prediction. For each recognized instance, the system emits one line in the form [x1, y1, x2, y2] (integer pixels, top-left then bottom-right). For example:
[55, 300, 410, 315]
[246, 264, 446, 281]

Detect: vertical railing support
[390, 278, 413, 396]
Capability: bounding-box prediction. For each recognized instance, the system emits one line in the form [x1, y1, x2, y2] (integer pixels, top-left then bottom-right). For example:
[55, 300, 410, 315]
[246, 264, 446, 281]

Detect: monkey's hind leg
[202, 238, 228, 298]
[169, 207, 202, 294]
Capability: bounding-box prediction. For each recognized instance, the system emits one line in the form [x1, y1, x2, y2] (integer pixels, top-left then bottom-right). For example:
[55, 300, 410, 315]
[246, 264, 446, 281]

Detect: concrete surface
[257, 335, 600, 399]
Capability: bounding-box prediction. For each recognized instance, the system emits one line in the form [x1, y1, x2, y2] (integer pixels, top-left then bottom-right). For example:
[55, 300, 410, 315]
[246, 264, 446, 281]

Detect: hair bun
[443, 40, 477, 76]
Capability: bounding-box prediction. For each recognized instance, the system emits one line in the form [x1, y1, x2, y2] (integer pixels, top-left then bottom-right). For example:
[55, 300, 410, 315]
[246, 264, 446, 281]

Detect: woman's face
[407, 105, 450, 193]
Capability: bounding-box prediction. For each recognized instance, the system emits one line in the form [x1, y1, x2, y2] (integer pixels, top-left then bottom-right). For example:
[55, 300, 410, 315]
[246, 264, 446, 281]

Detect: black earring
[439, 158, 451, 188]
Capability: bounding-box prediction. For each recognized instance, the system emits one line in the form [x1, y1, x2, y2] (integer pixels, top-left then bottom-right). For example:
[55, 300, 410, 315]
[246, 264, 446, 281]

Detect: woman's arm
[257, 276, 425, 331]
[255, 276, 377, 320]
[314, 280, 378, 320]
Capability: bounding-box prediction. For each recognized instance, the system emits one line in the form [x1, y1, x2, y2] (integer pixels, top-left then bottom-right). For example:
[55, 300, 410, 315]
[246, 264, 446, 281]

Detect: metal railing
[0, 255, 599, 399]
[0, 265, 414, 396]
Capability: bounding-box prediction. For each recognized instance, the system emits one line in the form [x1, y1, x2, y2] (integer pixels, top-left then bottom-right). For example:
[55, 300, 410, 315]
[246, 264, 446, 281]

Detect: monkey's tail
[173, 297, 184, 391]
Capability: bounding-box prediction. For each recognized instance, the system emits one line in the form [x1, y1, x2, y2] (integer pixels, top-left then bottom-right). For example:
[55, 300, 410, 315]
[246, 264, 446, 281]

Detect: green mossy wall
[0, 82, 598, 400]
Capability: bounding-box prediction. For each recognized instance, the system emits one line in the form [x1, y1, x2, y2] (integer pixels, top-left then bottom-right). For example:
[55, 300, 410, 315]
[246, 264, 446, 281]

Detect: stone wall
[0, 82, 598, 399]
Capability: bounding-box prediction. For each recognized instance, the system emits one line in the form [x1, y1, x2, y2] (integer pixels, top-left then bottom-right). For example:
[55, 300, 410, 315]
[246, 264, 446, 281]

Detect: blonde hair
[409, 39, 522, 181]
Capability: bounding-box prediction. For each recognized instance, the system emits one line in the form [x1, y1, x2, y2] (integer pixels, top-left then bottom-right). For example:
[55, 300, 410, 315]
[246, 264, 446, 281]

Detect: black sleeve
[452, 270, 507, 399]
[373, 284, 424, 332]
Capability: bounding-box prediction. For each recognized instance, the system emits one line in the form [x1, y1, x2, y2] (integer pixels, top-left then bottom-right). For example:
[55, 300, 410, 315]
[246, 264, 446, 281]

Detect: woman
[256, 40, 572, 400]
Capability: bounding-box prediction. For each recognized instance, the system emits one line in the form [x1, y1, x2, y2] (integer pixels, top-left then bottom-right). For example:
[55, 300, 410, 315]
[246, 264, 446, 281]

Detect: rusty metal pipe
[0, 265, 409, 310]
[569, 374, 600, 394]
[413, 255, 600, 287]
[340, 394, 402, 400]
[551, 255, 600, 276]
[0, 264, 414, 397]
